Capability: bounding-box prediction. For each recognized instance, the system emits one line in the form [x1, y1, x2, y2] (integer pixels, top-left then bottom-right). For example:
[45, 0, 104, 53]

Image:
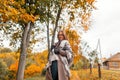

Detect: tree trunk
[51, 6, 62, 46]
[47, 7, 50, 60]
[47, 24, 50, 57]
[98, 63, 101, 78]
[90, 63, 92, 74]
[26, 22, 33, 47]
[16, 22, 32, 80]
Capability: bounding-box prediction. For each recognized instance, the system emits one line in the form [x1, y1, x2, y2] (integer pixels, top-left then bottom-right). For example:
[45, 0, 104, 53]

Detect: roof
[103, 52, 120, 62]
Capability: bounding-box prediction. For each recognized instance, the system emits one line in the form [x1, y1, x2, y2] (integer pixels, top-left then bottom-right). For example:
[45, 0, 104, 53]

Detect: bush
[3, 55, 16, 67]
[71, 57, 89, 70]
[41, 68, 46, 76]
[8, 61, 18, 80]
[0, 47, 12, 53]
[25, 64, 42, 78]
[0, 59, 9, 80]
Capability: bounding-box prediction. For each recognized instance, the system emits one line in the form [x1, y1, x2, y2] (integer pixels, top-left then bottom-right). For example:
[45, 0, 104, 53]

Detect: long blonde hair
[57, 30, 68, 40]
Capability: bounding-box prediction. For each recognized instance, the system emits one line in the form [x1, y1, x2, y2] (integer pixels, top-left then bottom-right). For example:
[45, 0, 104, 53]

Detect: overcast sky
[82, 0, 120, 58]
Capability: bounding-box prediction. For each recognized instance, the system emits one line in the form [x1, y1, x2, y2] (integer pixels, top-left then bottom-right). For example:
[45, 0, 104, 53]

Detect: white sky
[82, 0, 120, 58]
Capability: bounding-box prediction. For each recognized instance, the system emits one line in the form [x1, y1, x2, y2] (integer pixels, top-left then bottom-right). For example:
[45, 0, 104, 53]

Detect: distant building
[103, 52, 120, 70]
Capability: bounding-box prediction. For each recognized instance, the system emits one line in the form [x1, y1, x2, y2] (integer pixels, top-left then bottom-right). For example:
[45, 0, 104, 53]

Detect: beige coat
[46, 40, 73, 80]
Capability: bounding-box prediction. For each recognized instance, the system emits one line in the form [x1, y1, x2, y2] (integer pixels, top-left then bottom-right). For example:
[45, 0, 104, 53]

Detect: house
[103, 52, 120, 70]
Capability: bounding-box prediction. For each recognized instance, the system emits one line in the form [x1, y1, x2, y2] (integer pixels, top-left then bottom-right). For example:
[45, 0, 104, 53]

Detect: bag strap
[55, 41, 61, 48]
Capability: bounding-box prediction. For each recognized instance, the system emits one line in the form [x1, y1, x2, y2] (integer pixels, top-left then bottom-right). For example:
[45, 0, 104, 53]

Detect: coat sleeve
[64, 41, 73, 65]
[59, 40, 72, 56]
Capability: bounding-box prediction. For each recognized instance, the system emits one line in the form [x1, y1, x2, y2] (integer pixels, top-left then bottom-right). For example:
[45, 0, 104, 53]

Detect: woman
[46, 30, 73, 80]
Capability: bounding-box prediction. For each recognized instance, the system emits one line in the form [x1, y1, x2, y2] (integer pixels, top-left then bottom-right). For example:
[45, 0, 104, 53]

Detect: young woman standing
[46, 30, 73, 80]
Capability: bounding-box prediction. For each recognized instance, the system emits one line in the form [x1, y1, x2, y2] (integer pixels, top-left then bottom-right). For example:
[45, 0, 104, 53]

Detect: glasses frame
[58, 34, 64, 36]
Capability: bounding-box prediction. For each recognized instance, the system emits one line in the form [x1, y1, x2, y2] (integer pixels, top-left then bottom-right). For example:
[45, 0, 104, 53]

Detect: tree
[95, 39, 102, 79]
[65, 25, 81, 64]
[43, 0, 96, 60]
[89, 50, 97, 74]
[80, 41, 96, 74]
[0, 59, 8, 80]
[0, 0, 96, 80]
[0, 0, 39, 80]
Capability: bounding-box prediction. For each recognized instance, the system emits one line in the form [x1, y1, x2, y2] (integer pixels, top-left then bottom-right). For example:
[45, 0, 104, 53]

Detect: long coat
[46, 40, 73, 80]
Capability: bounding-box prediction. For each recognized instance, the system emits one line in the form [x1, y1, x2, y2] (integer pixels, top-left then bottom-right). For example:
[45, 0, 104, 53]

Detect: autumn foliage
[25, 64, 41, 77]
[0, 0, 37, 23]
[0, 0, 107, 80]
[0, 51, 48, 79]
[65, 25, 82, 64]
[1, 49, 120, 80]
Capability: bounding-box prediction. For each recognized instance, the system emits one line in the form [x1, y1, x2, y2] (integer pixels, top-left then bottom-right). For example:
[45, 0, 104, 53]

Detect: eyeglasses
[58, 34, 63, 36]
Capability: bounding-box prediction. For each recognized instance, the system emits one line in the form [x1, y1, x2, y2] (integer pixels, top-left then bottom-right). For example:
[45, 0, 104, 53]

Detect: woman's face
[58, 31, 64, 41]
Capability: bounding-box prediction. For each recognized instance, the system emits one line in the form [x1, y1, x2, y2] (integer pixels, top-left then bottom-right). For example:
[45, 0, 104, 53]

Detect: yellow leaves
[19, 8, 26, 14]
[86, 0, 96, 9]
[87, 0, 95, 4]
[0, 52, 15, 58]
[3, 0, 8, 6]
[25, 50, 48, 78]
[81, 13, 91, 31]
[9, 61, 19, 71]
[0, 9, 3, 13]
[0, 54, 6, 58]
[81, 13, 91, 22]
[20, 0, 25, 5]
[20, 13, 35, 23]
[1, 15, 8, 22]
[0, 51, 47, 78]
[82, 24, 89, 31]
[10, 0, 14, 3]
[25, 64, 42, 76]
[78, 0, 84, 7]
[73, 55, 81, 64]
[7, 5, 17, 13]
[0, 0, 37, 24]
[34, 50, 48, 65]
[65, 25, 81, 64]
[7, 7, 19, 22]
[71, 70, 80, 80]
[35, 15, 40, 20]
[73, 0, 96, 32]
[0, 2, 19, 22]
[1, 6, 36, 23]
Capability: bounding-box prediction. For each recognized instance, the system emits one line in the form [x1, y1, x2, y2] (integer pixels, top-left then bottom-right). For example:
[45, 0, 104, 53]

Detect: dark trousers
[51, 60, 58, 80]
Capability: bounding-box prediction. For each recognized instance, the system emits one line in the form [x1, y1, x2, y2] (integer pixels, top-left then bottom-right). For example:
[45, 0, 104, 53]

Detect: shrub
[71, 56, 89, 70]
[3, 55, 16, 67]
[0, 59, 9, 80]
[0, 47, 12, 53]
[25, 64, 42, 78]
[8, 61, 18, 80]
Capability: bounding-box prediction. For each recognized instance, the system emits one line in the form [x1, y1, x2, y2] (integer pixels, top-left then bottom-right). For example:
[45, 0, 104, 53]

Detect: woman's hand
[51, 45, 55, 50]
[54, 47, 60, 54]
[62, 46, 69, 50]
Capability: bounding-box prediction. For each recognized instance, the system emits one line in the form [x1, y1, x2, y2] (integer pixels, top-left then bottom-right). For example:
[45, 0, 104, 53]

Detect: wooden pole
[96, 39, 102, 79]
[90, 63, 92, 74]
[98, 63, 101, 78]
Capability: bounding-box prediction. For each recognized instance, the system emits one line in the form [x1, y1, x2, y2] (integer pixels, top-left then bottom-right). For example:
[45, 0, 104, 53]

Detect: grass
[24, 68, 120, 80]
[24, 75, 45, 80]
